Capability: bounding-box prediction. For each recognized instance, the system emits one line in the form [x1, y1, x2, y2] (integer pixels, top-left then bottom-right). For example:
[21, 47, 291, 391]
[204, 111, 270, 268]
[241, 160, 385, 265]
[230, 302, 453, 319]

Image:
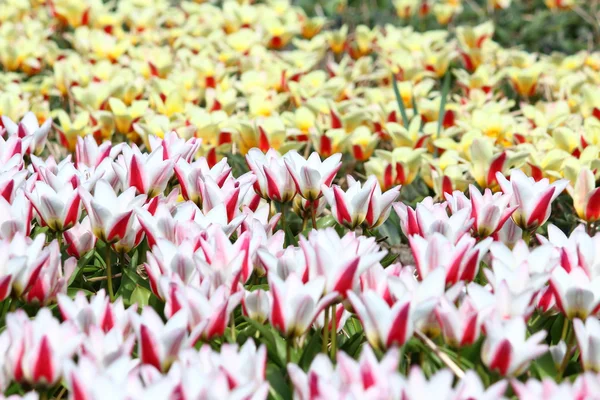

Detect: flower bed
[1, 0, 600, 399]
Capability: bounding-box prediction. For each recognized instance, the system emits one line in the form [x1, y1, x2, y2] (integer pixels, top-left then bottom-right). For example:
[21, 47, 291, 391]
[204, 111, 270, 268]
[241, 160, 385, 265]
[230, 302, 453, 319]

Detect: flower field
[2, 0, 600, 398]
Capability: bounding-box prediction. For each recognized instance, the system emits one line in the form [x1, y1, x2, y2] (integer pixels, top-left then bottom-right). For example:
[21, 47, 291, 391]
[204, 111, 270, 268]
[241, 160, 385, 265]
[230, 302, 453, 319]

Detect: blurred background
[293, 0, 600, 54]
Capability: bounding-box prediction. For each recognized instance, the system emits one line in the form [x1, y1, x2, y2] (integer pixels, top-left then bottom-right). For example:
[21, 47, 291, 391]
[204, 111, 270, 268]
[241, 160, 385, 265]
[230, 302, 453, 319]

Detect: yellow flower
[108, 97, 148, 135]
[149, 91, 185, 118]
[349, 126, 378, 161]
[326, 25, 348, 55]
[468, 138, 528, 189]
[566, 167, 600, 222]
[311, 128, 349, 158]
[365, 147, 426, 189]
[53, 110, 91, 152]
[249, 91, 289, 118]
[544, 0, 576, 9]
[506, 64, 544, 97]
[393, 0, 419, 18]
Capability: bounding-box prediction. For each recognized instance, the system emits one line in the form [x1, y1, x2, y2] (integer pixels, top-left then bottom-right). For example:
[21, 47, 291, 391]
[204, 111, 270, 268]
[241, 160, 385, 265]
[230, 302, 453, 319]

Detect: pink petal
[32, 336, 55, 384]
[140, 324, 162, 371]
[489, 339, 512, 376]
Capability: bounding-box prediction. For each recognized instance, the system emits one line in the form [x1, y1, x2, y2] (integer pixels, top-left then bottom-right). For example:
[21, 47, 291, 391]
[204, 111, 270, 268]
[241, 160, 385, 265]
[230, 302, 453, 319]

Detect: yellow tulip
[108, 97, 148, 135]
[53, 110, 91, 152]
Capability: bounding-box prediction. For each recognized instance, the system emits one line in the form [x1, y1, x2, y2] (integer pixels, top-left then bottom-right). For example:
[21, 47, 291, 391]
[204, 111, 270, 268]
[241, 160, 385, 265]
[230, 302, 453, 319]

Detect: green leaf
[298, 331, 322, 370]
[550, 314, 566, 345]
[67, 287, 94, 297]
[533, 352, 558, 379]
[244, 317, 285, 368]
[301, 215, 337, 237]
[340, 331, 364, 358]
[266, 364, 292, 400]
[380, 252, 399, 268]
[284, 223, 298, 247]
[392, 76, 410, 128]
[130, 285, 151, 308]
[436, 72, 451, 143]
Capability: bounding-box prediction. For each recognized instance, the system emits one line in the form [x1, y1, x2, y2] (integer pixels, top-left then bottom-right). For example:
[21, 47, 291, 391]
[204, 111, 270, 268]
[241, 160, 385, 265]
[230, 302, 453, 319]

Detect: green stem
[557, 320, 574, 381]
[522, 230, 532, 246]
[280, 202, 287, 232]
[231, 313, 237, 343]
[56, 233, 63, 252]
[286, 338, 292, 364]
[301, 215, 308, 232]
[55, 387, 66, 400]
[268, 199, 274, 220]
[322, 306, 330, 353]
[105, 245, 114, 301]
[561, 317, 569, 342]
[311, 201, 317, 229]
[330, 305, 337, 361]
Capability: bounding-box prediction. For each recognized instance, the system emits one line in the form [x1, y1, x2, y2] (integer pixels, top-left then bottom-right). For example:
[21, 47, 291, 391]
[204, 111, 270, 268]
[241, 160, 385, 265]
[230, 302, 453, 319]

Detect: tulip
[512, 375, 599, 399]
[134, 307, 189, 372]
[257, 245, 309, 282]
[0, 233, 50, 300]
[284, 150, 342, 201]
[242, 289, 272, 324]
[75, 135, 122, 169]
[494, 218, 523, 248]
[200, 174, 256, 223]
[246, 148, 296, 203]
[197, 227, 252, 288]
[148, 132, 201, 162]
[108, 98, 148, 135]
[453, 185, 517, 238]
[567, 168, 600, 223]
[79, 326, 136, 368]
[322, 176, 375, 229]
[539, 224, 600, 277]
[53, 110, 91, 152]
[175, 341, 268, 395]
[401, 368, 454, 399]
[174, 157, 231, 206]
[144, 238, 199, 298]
[452, 370, 508, 400]
[24, 244, 75, 306]
[348, 289, 436, 350]
[114, 145, 174, 198]
[394, 198, 473, 244]
[58, 289, 133, 334]
[573, 318, 600, 372]
[0, 190, 32, 239]
[496, 169, 568, 233]
[435, 296, 483, 347]
[62, 216, 97, 258]
[1, 112, 51, 155]
[550, 267, 600, 320]
[0, 157, 27, 203]
[409, 233, 492, 284]
[481, 317, 547, 376]
[468, 281, 535, 321]
[289, 346, 402, 400]
[363, 178, 400, 229]
[268, 273, 337, 339]
[170, 344, 269, 400]
[0, 137, 27, 165]
[80, 179, 147, 243]
[64, 356, 136, 400]
[161, 279, 242, 342]
[25, 180, 82, 232]
[300, 228, 386, 297]
[5, 308, 80, 386]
